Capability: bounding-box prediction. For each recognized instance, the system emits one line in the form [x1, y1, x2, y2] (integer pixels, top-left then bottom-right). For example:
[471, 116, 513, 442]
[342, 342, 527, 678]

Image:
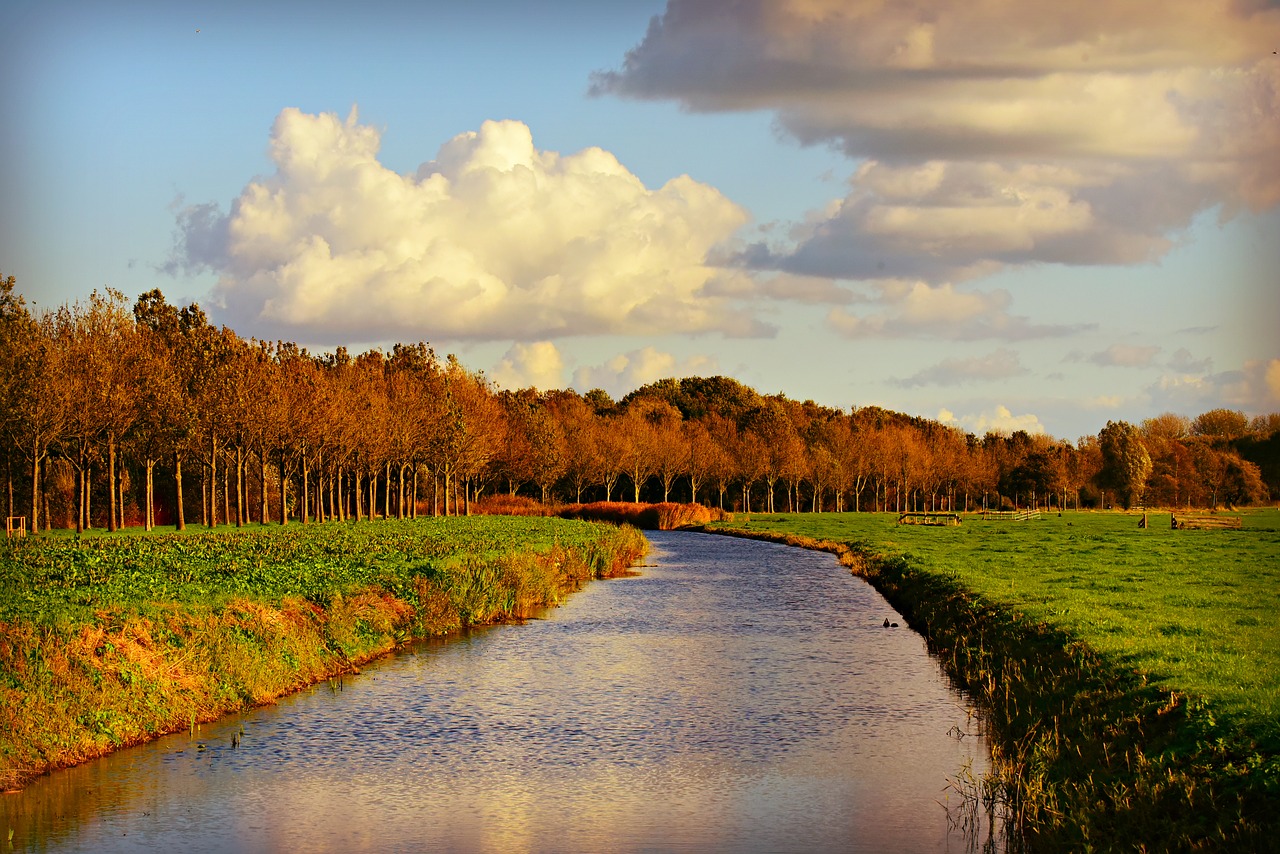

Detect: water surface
[4, 530, 992, 852]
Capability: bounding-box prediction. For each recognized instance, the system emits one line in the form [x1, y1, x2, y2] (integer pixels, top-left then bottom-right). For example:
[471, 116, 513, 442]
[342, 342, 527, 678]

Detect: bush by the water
[472, 497, 730, 530]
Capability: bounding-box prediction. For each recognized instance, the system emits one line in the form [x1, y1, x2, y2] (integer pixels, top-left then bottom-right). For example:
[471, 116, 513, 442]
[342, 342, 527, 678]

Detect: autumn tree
[1191, 408, 1249, 440]
[682, 418, 719, 506]
[1097, 420, 1152, 509]
[618, 403, 661, 502]
[547, 391, 599, 503]
[1, 277, 69, 532]
[131, 292, 188, 530]
[647, 403, 688, 503]
[52, 293, 140, 532]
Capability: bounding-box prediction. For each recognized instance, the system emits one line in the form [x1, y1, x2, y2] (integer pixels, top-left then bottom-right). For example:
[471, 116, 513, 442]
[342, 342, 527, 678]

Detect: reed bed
[474, 497, 730, 530]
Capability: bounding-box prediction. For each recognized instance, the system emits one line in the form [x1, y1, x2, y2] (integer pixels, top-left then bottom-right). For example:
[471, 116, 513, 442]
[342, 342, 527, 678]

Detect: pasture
[718, 509, 1280, 728]
[707, 508, 1280, 850]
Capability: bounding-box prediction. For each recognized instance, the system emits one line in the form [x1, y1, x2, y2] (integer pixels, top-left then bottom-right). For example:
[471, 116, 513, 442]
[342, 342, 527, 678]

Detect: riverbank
[700, 511, 1280, 852]
[0, 517, 648, 792]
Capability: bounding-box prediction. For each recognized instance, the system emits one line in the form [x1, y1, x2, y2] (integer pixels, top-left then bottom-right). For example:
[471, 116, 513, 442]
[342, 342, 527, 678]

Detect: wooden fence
[897, 512, 962, 526]
[981, 510, 1041, 521]
[1171, 514, 1242, 531]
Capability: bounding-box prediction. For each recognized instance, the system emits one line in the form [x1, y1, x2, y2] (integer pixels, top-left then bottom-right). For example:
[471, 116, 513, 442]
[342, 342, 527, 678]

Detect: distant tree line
[0, 278, 1275, 533]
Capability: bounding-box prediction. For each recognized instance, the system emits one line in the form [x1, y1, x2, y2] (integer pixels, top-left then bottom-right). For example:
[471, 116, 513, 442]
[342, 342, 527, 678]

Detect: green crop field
[713, 509, 1280, 727]
[1, 516, 637, 625]
[0, 516, 647, 791]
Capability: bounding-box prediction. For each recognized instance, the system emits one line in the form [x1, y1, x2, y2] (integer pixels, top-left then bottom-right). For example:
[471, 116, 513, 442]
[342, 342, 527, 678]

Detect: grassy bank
[703, 510, 1280, 852]
[0, 516, 647, 791]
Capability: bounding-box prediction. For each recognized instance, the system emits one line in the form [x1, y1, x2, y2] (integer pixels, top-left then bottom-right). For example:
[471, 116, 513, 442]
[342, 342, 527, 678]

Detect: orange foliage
[471, 494, 555, 517]
[555, 501, 728, 530]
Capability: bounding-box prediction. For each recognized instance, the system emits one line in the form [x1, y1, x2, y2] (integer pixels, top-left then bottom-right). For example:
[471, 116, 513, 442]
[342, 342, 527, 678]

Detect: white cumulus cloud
[938, 404, 1046, 436]
[491, 341, 565, 392]
[595, 0, 1280, 281]
[170, 107, 759, 344]
[1147, 357, 1280, 414]
[895, 348, 1028, 387]
[571, 346, 718, 399]
[827, 280, 1089, 340]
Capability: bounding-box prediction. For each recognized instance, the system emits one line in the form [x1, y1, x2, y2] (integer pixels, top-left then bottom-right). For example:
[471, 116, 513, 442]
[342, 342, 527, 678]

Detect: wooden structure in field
[898, 512, 961, 526]
[981, 510, 1041, 521]
[5, 516, 26, 538]
[1171, 514, 1242, 530]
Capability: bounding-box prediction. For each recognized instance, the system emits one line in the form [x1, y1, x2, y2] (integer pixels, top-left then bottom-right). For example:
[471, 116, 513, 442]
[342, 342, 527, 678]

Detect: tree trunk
[279, 450, 288, 525]
[223, 464, 230, 528]
[174, 453, 186, 531]
[145, 459, 155, 531]
[335, 467, 344, 522]
[259, 448, 269, 525]
[301, 452, 310, 524]
[398, 464, 408, 520]
[412, 466, 419, 519]
[381, 462, 389, 519]
[107, 434, 118, 532]
[208, 436, 218, 528]
[235, 447, 244, 527]
[41, 459, 51, 532]
[30, 450, 40, 534]
[74, 460, 85, 534]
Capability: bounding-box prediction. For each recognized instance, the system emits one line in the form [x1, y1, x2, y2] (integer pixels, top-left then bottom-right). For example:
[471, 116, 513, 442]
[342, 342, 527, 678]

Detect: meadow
[0, 516, 648, 791]
[705, 509, 1280, 851]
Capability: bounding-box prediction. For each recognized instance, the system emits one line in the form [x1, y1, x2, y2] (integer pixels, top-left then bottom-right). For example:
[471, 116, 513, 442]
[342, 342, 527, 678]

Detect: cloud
[1148, 357, 1280, 414]
[491, 341, 565, 391]
[1075, 343, 1163, 368]
[170, 107, 757, 344]
[938, 404, 1046, 436]
[895, 348, 1028, 387]
[827, 280, 1090, 340]
[1167, 347, 1211, 373]
[1066, 344, 1216, 371]
[596, 1, 1280, 281]
[701, 270, 856, 304]
[571, 346, 718, 398]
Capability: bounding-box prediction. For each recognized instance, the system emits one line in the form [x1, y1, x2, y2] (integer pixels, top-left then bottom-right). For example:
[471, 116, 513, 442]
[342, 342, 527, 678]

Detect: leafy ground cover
[0, 517, 647, 790]
[705, 509, 1280, 851]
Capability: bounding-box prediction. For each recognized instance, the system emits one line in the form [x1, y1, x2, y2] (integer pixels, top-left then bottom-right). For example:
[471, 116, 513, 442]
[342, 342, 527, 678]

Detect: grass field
[706, 508, 1280, 851]
[713, 509, 1280, 728]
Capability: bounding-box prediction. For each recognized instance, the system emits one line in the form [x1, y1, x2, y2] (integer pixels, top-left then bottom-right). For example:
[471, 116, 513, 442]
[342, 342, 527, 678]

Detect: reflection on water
[3, 531, 994, 853]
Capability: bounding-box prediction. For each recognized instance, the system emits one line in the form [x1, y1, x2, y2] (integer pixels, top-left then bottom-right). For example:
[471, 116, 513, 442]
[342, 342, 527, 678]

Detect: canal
[4, 530, 994, 852]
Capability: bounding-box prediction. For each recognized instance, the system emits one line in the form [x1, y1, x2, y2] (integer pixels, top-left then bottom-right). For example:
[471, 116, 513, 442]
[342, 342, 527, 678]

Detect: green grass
[706, 508, 1280, 851]
[714, 509, 1280, 729]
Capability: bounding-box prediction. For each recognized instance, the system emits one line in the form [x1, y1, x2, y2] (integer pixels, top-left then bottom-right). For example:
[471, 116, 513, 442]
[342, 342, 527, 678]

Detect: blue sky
[3, 0, 1278, 441]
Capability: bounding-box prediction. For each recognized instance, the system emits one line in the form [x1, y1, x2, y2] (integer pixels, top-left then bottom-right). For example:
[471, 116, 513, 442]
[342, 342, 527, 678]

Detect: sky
[2, 0, 1278, 442]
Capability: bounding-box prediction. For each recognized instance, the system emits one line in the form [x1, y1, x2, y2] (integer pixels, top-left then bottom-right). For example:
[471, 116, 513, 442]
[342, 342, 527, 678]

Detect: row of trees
[1, 279, 1275, 533]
